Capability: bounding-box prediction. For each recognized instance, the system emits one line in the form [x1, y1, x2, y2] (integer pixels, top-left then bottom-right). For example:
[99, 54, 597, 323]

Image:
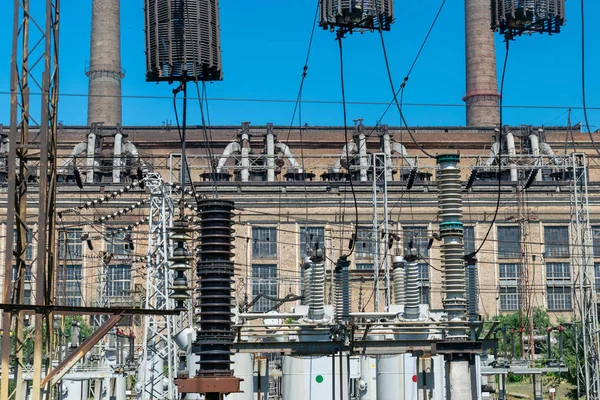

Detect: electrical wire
[336, 31, 359, 258]
[472, 39, 510, 258]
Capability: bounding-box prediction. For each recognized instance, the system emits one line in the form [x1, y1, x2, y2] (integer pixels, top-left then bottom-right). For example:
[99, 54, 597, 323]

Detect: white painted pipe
[60, 142, 87, 170]
[484, 142, 500, 166]
[86, 133, 96, 183]
[358, 132, 368, 182]
[216, 141, 241, 173]
[529, 133, 543, 181]
[275, 142, 301, 171]
[505, 132, 518, 182]
[392, 142, 415, 168]
[540, 142, 561, 166]
[112, 132, 123, 183]
[122, 140, 147, 170]
[334, 142, 358, 173]
[382, 132, 393, 180]
[266, 131, 275, 182]
[241, 133, 250, 182]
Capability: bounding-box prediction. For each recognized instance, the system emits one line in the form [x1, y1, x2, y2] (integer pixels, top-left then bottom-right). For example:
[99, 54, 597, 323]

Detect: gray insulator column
[437, 154, 467, 339]
[302, 258, 312, 306]
[466, 260, 479, 322]
[87, 0, 124, 126]
[308, 258, 326, 321]
[392, 255, 405, 305]
[465, 0, 500, 126]
[334, 256, 351, 323]
[403, 248, 420, 320]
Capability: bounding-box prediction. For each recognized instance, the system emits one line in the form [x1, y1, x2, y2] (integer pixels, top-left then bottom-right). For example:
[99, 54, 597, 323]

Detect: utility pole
[570, 153, 600, 399]
[1, 1, 60, 400]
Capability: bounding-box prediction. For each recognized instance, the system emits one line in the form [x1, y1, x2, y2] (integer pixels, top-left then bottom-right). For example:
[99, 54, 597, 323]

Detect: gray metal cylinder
[87, 0, 124, 126]
[392, 255, 405, 306]
[437, 154, 467, 339]
[335, 257, 351, 323]
[309, 261, 325, 320]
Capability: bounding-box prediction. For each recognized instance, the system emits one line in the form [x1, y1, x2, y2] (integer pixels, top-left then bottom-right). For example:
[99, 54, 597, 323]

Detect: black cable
[580, 0, 600, 155]
[173, 90, 202, 207]
[376, 15, 433, 158]
[196, 81, 219, 198]
[337, 30, 359, 258]
[373, 0, 447, 129]
[473, 39, 510, 258]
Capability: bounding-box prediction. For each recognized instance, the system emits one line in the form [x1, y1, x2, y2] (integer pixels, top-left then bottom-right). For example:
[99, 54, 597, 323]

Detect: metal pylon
[140, 174, 176, 400]
[570, 153, 600, 399]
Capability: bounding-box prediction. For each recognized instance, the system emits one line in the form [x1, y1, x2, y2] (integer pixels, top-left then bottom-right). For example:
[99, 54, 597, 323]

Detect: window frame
[546, 262, 572, 311]
[56, 264, 82, 307]
[497, 226, 521, 259]
[299, 226, 325, 260]
[544, 226, 569, 258]
[355, 228, 375, 259]
[403, 226, 429, 258]
[251, 264, 278, 312]
[108, 264, 132, 298]
[252, 227, 277, 260]
[58, 229, 83, 261]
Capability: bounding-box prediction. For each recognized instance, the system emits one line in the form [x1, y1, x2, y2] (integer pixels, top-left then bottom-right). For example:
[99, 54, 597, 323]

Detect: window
[546, 262, 572, 311]
[12, 266, 32, 305]
[464, 226, 475, 256]
[56, 265, 82, 307]
[108, 265, 131, 298]
[252, 227, 277, 259]
[547, 287, 572, 311]
[252, 264, 277, 312]
[403, 227, 429, 258]
[544, 226, 569, 258]
[356, 263, 374, 271]
[355, 228, 375, 259]
[593, 227, 600, 257]
[13, 227, 33, 260]
[497, 227, 521, 258]
[106, 229, 131, 259]
[300, 227, 325, 259]
[418, 263, 430, 306]
[58, 229, 83, 260]
[595, 263, 600, 291]
[499, 263, 521, 311]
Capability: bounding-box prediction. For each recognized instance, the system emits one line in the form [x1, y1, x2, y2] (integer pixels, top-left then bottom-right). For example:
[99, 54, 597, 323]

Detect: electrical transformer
[144, 0, 222, 82]
[319, 0, 394, 32]
[491, 0, 566, 39]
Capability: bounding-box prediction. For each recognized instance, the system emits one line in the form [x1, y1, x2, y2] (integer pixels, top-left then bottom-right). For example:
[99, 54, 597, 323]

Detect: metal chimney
[87, 0, 124, 126]
[464, 0, 500, 127]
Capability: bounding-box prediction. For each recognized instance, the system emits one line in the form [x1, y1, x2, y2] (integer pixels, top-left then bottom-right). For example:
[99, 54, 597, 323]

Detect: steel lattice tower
[139, 173, 177, 400]
[570, 153, 600, 399]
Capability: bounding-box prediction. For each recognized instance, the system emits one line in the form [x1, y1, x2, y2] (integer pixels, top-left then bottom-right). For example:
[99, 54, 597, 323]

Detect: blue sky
[1, 1, 598, 129]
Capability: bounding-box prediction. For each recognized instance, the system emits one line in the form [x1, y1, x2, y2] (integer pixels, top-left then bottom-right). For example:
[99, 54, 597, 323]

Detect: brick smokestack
[464, 0, 500, 127]
[87, 0, 124, 126]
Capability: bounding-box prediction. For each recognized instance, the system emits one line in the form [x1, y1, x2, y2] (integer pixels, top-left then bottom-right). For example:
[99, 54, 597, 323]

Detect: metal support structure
[140, 174, 176, 400]
[371, 153, 391, 311]
[2, 1, 60, 400]
[570, 153, 600, 399]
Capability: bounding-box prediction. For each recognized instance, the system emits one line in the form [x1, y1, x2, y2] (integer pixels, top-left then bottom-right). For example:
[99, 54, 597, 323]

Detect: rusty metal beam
[0, 303, 180, 316]
[40, 313, 124, 388]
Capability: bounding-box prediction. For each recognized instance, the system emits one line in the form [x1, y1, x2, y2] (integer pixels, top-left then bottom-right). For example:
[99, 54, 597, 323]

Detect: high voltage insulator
[319, 0, 394, 32]
[144, 0, 223, 82]
[491, 0, 566, 40]
[403, 247, 420, 320]
[392, 255, 405, 306]
[437, 154, 467, 339]
[168, 220, 194, 310]
[182, 199, 240, 398]
[334, 256, 351, 323]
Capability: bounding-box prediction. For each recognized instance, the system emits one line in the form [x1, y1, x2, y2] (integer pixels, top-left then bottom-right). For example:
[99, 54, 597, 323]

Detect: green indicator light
[315, 375, 324, 383]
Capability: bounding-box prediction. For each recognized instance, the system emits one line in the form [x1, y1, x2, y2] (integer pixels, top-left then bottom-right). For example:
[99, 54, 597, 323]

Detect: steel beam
[40, 313, 124, 388]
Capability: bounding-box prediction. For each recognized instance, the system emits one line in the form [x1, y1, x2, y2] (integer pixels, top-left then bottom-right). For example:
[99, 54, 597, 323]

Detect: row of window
[13, 264, 131, 307]
[252, 225, 573, 260]
[499, 262, 572, 311]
